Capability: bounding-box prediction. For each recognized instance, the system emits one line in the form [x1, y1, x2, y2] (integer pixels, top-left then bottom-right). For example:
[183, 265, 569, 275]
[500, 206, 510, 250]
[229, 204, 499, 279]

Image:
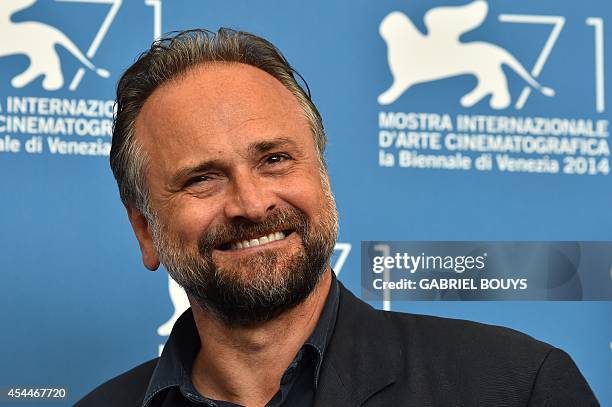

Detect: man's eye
[265, 153, 289, 165]
[185, 175, 211, 187]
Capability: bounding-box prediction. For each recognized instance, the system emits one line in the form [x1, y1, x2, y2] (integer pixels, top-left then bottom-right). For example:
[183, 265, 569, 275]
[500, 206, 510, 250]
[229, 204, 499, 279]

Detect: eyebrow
[247, 137, 298, 155]
[170, 137, 298, 186]
[170, 159, 223, 187]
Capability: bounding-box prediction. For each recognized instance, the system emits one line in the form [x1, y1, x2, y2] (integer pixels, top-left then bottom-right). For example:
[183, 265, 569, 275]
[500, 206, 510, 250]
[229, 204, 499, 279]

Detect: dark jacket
[77, 282, 599, 406]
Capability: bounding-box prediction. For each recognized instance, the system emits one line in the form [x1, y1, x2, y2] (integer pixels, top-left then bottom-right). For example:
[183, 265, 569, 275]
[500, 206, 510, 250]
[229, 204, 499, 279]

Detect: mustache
[197, 207, 309, 252]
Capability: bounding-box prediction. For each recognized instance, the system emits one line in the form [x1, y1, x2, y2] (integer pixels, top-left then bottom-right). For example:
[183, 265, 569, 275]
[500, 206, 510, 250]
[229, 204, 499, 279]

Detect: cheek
[164, 200, 219, 243]
[276, 174, 327, 218]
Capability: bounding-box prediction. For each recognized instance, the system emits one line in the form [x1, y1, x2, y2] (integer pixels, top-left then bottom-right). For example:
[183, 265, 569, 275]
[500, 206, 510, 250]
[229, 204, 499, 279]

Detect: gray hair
[110, 28, 327, 217]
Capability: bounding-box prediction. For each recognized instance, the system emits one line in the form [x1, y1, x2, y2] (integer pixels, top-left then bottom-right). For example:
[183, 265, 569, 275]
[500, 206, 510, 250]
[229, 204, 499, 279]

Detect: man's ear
[125, 204, 160, 271]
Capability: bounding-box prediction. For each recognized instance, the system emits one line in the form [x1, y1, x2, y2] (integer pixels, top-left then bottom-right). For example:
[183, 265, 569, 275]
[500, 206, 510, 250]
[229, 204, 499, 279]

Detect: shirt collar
[304, 271, 339, 388]
[142, 271, 340, 407]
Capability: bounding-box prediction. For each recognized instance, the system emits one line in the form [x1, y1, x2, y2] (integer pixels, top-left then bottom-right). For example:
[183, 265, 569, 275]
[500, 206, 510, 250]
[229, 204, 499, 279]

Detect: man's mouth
[218, 230, 293, 251]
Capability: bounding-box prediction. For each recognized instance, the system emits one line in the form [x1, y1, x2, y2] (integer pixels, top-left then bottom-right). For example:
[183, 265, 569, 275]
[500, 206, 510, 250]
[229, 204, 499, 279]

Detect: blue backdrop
[0, 0, 610, 405]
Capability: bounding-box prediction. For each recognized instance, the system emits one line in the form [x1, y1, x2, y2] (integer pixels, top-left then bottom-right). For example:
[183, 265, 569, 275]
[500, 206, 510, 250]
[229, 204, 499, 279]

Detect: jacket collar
[314, 282, 397, 406]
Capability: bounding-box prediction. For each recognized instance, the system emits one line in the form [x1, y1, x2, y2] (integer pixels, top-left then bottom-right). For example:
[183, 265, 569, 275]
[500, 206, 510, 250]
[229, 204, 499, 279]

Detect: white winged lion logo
[0, 0, 110, 91]
[378, 0, 555, 109]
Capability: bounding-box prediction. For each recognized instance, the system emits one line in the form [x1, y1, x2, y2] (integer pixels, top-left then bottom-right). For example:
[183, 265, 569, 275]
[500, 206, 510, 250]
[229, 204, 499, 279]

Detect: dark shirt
[77, 278, 599, 406]
[142, 275, 339, 407]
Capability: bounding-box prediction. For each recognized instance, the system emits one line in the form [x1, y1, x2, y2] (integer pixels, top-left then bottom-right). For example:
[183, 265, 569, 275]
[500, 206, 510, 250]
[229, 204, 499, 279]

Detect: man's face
[132, 63, 338, 326]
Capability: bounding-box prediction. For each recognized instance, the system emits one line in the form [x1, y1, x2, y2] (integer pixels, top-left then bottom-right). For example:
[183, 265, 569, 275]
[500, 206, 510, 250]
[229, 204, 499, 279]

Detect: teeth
[230, 231, 286, 250]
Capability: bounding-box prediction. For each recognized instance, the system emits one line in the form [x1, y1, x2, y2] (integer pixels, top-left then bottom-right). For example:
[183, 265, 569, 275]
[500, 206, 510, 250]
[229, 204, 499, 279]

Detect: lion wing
[424, 0, 488, 40]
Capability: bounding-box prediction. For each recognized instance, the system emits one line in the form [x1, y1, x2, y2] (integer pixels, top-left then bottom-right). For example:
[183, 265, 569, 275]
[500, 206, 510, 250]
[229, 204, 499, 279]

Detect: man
[77, 29, 599, 406]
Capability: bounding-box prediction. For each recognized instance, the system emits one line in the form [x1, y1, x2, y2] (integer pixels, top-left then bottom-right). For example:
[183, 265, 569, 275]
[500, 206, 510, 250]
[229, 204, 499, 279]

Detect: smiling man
[77, 29, 598, 406]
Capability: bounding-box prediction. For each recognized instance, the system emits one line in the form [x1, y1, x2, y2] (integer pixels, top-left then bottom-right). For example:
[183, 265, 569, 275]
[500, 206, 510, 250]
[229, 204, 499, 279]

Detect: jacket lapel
[314, 283, 397, 406]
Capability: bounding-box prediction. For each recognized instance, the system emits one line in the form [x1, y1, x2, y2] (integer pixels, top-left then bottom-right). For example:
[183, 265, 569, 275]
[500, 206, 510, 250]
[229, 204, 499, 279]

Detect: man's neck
[190, 268, 333, 406]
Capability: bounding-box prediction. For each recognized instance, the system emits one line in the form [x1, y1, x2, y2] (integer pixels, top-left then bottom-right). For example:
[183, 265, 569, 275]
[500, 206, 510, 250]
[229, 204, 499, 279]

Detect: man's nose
[223, 171, 276, 223]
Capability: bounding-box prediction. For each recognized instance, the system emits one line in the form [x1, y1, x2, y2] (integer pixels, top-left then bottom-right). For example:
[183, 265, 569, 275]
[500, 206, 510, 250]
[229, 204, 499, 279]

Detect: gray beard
[151, 203, 338, 327]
